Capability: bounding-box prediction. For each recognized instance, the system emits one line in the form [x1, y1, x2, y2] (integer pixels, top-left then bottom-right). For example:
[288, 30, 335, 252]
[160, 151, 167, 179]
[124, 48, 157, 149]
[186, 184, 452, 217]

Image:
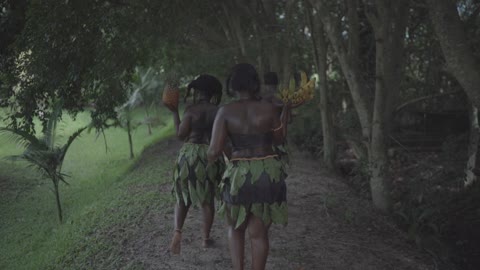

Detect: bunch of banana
[277, 71, 316, 106]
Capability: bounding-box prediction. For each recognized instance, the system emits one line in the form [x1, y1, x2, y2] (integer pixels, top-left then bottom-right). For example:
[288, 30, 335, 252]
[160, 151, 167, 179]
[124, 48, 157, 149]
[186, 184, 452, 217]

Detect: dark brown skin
[262, 85, 280, 103]
[166, 95, 219, 254]
[207, 91, 289, 270]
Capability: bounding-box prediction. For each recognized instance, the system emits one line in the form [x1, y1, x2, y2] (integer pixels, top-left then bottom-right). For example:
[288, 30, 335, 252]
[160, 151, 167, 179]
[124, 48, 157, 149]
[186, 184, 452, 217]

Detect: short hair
[263, 72, 279, 85]
[226, 63, 260, 96]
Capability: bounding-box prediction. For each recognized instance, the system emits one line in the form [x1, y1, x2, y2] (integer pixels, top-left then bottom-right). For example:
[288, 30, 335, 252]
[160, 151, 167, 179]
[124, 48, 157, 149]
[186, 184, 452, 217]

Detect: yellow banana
[300, 71, 308, 87]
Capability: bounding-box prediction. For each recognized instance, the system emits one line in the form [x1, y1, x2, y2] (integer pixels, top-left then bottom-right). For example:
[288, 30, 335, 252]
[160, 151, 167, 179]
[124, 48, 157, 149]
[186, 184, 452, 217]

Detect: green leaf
[262, 204, 271, 225]
[195, 161, 206, 185]
[251, 203, 263, 219]
[217, 203, 226, 216]
[230, 166, 247, 196]
[263, 158, 280, 183]
[249, 160, 264, 185]
[196, 178, 206, 203]
[230, 205, 240, 223]
[173, 167, 179, 180]
[179, 162, 189, 180]
[222, 162, 234, 179]
[187, 145, 197, 164]
[271, 202, 288, 224]
[207, 161, 220, 181]
[235, 206, 247, 229]
[0, 127, 44, 150]
[205, 181, 213, 202]
[182, 189, 189, 205]
[188, 181, 199, 205]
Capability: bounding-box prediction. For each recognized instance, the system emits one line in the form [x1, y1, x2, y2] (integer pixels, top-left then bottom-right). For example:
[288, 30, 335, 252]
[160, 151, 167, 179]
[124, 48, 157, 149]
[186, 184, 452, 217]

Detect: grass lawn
[0, 107, 175, 270]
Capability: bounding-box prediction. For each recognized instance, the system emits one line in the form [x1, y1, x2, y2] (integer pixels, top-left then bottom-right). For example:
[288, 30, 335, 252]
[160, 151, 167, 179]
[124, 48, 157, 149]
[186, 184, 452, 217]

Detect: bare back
[181, 103, 218, 144]
[223, 100, 279, 134]
[208, 99, 284, 160]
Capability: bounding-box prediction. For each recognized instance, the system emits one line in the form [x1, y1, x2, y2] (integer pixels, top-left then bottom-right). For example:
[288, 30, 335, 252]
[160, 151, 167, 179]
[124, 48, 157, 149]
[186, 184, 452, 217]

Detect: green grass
[0, 107, 175, 270]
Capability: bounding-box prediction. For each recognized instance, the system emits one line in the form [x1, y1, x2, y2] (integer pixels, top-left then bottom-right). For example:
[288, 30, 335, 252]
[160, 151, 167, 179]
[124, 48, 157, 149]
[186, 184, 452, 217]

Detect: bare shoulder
[258, 99, 278, 112]
[215, 104, 229, 116]
[219, 102, 238, 113]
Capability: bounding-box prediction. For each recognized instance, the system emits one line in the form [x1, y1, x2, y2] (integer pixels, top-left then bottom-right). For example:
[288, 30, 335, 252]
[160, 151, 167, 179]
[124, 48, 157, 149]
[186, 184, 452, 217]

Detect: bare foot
[202, 238, 215, 248]
[169, 230, 182, 254]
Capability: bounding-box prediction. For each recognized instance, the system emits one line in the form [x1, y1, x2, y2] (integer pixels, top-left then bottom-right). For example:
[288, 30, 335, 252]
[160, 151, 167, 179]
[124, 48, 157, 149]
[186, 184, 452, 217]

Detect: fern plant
[0, 101, 90, 223]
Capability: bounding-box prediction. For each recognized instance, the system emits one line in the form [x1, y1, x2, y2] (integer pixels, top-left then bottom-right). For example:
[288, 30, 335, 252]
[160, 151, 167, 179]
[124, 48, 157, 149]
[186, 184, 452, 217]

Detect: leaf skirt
[218, 156, 288, 228]
[274, 143, 290, 168]
[172, 143, 224, 207]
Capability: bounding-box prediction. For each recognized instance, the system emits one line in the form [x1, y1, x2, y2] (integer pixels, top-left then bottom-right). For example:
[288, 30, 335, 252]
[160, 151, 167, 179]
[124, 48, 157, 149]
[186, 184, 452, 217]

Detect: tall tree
[364, 0, 410, 211]
[313, 0, 373, 142]
[306, 2, 336, 169]
[426, 0, 480, 187]
[426, 0, 480, 108]
[312, 0, 409, 211]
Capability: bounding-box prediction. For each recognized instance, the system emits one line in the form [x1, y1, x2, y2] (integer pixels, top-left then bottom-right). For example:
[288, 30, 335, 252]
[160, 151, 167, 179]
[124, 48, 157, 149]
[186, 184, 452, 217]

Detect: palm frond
[57, 173, 70, 185]
[59, 125, 89, 164]
[0, 127, 45, 150]
[4, 155, 22, 162]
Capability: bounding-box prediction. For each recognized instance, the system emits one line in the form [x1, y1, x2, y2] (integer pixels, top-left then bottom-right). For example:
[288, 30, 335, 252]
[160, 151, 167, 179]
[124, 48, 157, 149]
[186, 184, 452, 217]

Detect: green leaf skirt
[218, 156, 288, 228]
[274, 143, 290, 168]
[172, 143, 224, 207]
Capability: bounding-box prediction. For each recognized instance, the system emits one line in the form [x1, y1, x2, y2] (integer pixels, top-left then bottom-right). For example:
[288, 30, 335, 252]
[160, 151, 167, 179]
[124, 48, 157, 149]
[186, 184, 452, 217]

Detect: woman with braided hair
[208, 63, 290, 270]
[166, 74, 224, 254]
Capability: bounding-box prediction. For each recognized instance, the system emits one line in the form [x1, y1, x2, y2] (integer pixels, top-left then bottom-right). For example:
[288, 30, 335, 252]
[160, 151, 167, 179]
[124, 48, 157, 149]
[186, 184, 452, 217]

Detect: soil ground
[119, 139, 437, 270]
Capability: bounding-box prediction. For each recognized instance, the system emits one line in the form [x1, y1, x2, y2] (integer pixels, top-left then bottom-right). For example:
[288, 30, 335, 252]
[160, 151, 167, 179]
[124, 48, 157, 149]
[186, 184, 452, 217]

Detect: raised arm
[168, 105, 191, 140]
[207, 107, 228, 163]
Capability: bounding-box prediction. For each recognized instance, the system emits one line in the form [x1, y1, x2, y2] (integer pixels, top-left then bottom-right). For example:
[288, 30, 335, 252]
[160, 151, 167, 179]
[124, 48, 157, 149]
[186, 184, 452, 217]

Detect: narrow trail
[121, 139, 435, 270]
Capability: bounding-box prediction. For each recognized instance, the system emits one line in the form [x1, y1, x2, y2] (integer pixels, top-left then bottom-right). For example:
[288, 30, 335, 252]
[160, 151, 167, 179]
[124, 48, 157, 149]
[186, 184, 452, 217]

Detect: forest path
[121, 139, 435, 270]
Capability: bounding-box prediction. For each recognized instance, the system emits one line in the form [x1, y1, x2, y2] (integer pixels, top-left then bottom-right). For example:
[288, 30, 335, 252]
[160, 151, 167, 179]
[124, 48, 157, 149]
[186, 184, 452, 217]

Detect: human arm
[207, 107, 228, 163]
[272, 103, 290, 145]
[167, 104, 191, 140]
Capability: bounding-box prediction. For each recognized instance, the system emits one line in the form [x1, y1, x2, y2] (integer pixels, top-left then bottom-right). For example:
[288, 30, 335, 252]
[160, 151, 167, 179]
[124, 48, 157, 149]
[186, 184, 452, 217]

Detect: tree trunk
[261, 0, 282, 76]
[369, 27, 390, 210]
[465, 105, 479, 187]
[221, 2, 247, 60]
[365, 0, 409, 212]
[426, 0, 480, 108]
[145, 107, 152, 135]
[53, 179, 63, 223]
[312, 0, 409, 211]
[281, 0, 296, 84]
[314, 0, 372, 141]
[308, 4, 336, 169]
[127, 119, 134, 159]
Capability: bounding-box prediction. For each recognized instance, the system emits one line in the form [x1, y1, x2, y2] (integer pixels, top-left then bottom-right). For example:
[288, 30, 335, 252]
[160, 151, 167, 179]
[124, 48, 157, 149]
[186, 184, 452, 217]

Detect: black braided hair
[226, 63, 260, 98]
[185, 74, 222, 105]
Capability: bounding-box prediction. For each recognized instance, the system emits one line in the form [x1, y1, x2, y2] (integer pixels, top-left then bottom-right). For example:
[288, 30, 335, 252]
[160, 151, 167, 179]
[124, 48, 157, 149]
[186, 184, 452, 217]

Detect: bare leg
[201, 199, 215, 247]
[169, 200, 191, 254]
[228, 217, 247, 270]
[247, 215, 271, 270]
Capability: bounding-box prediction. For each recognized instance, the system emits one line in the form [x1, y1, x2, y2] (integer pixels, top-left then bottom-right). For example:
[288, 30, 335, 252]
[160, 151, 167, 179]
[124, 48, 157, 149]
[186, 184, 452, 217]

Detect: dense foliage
[1, 0, 480, 268]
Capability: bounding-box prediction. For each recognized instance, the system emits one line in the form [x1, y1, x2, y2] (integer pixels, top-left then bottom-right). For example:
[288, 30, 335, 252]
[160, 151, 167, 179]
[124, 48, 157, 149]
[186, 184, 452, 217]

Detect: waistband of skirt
[229, 154, 278, 162]
[183, 142, 209, 147]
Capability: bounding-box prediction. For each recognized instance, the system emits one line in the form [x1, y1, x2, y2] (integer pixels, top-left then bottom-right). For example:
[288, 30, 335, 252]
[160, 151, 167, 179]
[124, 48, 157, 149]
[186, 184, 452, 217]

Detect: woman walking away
[166, 74, 224, 254]
[208, 63, 290, 270]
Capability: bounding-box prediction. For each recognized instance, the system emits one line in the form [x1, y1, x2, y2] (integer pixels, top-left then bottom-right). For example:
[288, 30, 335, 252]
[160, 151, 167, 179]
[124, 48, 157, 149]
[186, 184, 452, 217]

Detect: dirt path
[122, 139, 435, 270]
